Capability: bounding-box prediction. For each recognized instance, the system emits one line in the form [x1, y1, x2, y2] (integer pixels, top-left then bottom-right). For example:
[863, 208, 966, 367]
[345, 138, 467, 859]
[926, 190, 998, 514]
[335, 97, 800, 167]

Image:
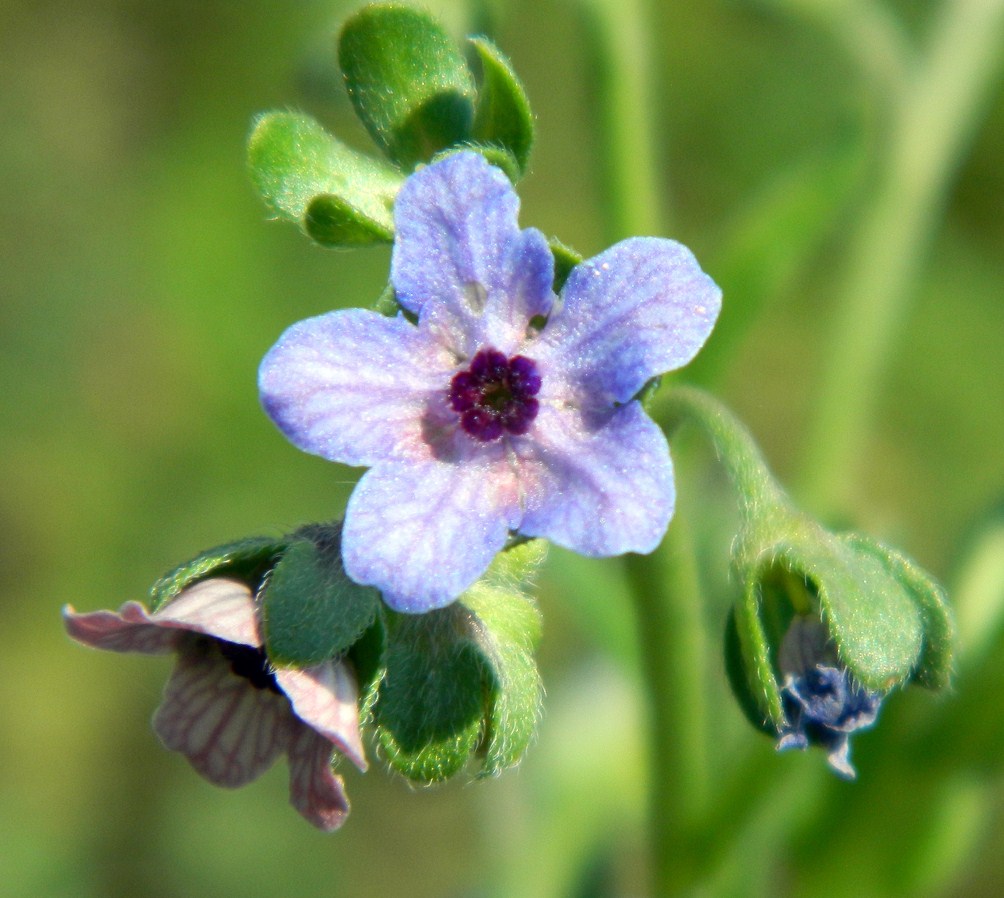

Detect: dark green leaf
[338, 5, 476, 168]
[150, 536, 288, 612]
[247, 111, 400, 244]
[261, 531, 379, 666]
[470, 37, 534, 175]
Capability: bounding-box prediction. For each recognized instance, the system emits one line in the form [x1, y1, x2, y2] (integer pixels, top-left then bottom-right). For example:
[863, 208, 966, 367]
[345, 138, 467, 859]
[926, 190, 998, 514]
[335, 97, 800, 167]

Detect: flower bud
[727, 514, 953, 777]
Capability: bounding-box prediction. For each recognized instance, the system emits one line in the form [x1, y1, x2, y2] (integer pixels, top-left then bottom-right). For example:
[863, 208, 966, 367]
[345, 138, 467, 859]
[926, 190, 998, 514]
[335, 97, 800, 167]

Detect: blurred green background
[3, 0, 1003, 895]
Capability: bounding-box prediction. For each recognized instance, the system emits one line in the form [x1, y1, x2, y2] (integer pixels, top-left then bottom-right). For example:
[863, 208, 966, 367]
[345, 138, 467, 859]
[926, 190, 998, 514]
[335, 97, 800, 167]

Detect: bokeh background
[3, 0, 1003, 895]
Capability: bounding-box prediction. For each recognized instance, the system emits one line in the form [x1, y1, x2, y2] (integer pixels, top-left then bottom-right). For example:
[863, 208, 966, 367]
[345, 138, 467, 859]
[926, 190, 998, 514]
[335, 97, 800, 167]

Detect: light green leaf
[470, 37, 534, 176]
[247, 111, 400, 245]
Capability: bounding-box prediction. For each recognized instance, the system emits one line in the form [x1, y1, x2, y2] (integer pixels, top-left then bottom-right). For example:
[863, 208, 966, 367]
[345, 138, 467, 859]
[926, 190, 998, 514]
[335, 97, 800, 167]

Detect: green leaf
[460, 544, 544, 775]
[375, 605, 486, 783]
[149, 536, 289, 612]
[260, 528, 379, 666]
[338, 5, 476, 169]
[247, 111, 401, 245]
[469, 37, 534, 175]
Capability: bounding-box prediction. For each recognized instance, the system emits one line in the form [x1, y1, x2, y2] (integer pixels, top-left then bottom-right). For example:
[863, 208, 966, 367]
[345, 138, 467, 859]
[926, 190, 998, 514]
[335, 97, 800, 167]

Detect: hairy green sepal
[149, 536, 289, 612]
[469, 37, 534, 176]
[260, 525, 379, 666]
[374, 540, 546, 783]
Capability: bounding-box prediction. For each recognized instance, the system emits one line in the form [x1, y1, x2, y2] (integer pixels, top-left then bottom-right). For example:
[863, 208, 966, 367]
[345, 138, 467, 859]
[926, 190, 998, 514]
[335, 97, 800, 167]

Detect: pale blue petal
[514, 401, 674, 555]
[342, 453, 521, 612]
[391, 152, 553, 356]
[535, 237, 721, 405]
[259, 309, 455, 466]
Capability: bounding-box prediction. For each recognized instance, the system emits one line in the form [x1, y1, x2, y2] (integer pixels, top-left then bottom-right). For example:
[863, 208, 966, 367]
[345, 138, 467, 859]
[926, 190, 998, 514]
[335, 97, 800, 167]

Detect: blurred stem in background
[575, 0, 666, 242]
[574, 0, 711, 892]
[796, 0, 1004, 514]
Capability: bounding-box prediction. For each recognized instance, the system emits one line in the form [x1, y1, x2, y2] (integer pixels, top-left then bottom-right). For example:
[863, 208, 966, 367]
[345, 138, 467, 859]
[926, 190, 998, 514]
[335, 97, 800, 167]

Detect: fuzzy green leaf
[470, 37, 534, 175]
[247, 111, 400, 244]
[260, 531, 378, 666]
[338, 5, 476, 169]
[149, 536, 288, 612]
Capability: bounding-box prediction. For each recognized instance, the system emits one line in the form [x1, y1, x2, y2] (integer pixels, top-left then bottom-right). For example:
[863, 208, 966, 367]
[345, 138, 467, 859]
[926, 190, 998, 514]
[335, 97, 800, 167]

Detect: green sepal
[842, 533, 954, 690]
[733, 571, 786, 729]
[348, 611, 387, 725]
[372, 281, 400, 317]
[304, 193, 393, 246]
[742, 522, 919, 695]
[375, 605, 486, 783]
[463, 540, 545, 776]
[149, 536, 289, 612]
[431, 143, 522, 184]
[374, 540, 546, 783]
[549, 238, 582, 293]
[260, 525, 379, 666]
[247, 111, 400, 245]
[469, 37, 534, 176]
[338, 4, 476, 169]
[723, 608, 776, 735]
[636, 376, 663, 411]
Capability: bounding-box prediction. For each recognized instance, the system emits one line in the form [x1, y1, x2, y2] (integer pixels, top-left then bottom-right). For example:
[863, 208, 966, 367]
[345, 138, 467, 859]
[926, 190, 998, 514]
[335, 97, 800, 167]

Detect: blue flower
[776, 616, 882, 779]
[259, 152, 721, 612]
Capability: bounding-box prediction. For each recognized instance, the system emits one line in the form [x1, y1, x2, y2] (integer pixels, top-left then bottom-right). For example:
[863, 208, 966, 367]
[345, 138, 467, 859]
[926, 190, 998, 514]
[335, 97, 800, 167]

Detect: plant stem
[797, 0, 1004, 512]
[576, 0, 666, 243]
[624, 519, 708, 895]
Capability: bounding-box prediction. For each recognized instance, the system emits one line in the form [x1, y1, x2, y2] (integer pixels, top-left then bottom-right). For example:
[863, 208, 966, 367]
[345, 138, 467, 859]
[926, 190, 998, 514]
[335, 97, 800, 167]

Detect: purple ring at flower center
[449, 348, 542, 442]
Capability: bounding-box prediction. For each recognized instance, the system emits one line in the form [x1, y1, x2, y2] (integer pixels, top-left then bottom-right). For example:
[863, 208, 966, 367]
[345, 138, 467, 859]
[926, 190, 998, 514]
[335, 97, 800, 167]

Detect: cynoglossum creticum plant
[662, 387, 954, 778]
[64, 2, 724, 831]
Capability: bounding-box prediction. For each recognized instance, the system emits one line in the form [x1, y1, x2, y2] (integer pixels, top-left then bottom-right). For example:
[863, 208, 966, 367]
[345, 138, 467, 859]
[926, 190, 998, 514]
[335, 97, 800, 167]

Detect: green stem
[797, 0, 1004, 511]
[624, 519, 708, 895]
[657, 387, 790, 520]
[576, 0, 666, 241]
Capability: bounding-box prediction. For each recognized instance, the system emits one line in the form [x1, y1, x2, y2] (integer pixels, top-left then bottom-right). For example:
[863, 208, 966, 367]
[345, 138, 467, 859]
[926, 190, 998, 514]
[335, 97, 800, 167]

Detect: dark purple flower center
[449, 348, 542, 442]
[217, 639, 282, 694]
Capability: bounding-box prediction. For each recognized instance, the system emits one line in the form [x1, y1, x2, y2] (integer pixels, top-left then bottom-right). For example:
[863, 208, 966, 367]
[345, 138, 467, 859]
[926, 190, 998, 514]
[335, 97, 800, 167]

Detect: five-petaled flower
[260, 151, 721, 612]
[63, 577, 366, 830]
[776, 615, 882, 779]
